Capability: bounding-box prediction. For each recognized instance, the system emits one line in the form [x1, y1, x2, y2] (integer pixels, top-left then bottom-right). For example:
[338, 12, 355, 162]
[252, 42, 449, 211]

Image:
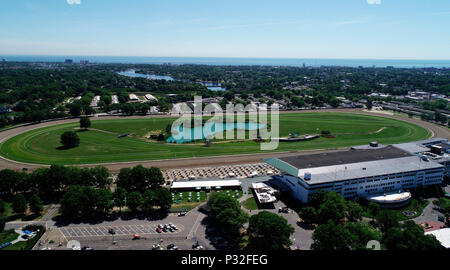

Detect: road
[0, 109, 448, 173]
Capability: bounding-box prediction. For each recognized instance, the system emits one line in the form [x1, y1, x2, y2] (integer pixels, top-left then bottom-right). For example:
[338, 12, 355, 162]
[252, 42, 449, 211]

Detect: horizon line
[2, 54, 450, 62]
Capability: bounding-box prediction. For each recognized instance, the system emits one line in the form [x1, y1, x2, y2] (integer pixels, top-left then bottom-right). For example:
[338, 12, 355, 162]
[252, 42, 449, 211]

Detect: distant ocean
[2, 55, 450, 68]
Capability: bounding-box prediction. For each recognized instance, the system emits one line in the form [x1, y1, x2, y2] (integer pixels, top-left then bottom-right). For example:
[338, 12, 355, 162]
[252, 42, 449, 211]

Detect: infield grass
[0, 112, 431, 165]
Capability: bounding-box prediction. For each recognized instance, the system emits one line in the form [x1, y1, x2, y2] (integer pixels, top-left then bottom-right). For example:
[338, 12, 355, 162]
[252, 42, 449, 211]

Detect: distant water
[117, 69, 226, 91]
[2, 55, 450, 68]
[117, 70, 174, 81]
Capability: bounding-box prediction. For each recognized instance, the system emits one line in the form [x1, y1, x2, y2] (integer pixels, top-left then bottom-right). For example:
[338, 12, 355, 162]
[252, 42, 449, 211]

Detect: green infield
[0, 113, 431, 165]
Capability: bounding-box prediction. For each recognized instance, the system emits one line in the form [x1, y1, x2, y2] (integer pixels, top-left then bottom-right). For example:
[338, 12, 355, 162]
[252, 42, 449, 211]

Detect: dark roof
[279, 145, 412, 170]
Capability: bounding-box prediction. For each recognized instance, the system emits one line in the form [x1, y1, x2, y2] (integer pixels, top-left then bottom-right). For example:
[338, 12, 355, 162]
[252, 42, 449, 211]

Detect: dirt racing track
[0, 109, 448, 173]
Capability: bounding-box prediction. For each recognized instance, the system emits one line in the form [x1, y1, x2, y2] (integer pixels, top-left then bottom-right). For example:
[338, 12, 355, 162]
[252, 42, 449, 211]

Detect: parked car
[156, 228, 162, 233]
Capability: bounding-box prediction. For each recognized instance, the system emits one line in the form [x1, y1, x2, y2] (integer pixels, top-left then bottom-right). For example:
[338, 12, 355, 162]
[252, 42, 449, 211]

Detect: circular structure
[0, 112, 432, 166]
[364, 191, 412, 208]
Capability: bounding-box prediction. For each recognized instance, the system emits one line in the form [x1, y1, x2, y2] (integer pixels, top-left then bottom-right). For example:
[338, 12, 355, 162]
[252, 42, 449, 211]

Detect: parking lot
[59, 224, 184, 238]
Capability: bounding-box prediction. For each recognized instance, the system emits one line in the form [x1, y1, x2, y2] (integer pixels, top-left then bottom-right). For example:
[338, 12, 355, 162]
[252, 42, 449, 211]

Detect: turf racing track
[0, 109, 448, 173]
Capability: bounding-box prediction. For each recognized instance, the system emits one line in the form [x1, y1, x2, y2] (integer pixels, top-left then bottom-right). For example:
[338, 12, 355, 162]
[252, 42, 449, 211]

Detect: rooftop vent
[304, 172, 312, 181]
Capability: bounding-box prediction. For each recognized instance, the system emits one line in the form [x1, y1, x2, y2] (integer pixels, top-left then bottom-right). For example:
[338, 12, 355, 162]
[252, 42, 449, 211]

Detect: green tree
[60, 131, 80, 148]
[60, 185, 85, 218]
[79, 116, 91, 130]
[154, 188, 172, 210]
[375, 210, 399, 233]
[384, 221, 444, 250]
[311, 220, 352, 250]
[12, 194, 27, 215]
[29, 194, 44, 215]
[299, 206, 317, 225]
[142, 190, 156, 212]
[93, 188, 113, 215]
[309, 189, 327, 209]
[346, 201, 363, 222]
[246, 211, 294, 250]
[316, 192, 347, 224]
[207, 192, 249, 243]
[368, 202, 381, 218]
[346, 222, 382, 250]
[113, 187, 127, 213]
[126, 192, 143, 213]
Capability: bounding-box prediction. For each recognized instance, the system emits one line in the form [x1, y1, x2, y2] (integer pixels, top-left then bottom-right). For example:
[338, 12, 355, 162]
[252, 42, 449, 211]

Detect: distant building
[129, 94, 139, 102]
[65, 59, 73, 64]
[1, 58, 6, 62]
[111, 95, 119, 104]
[80, 60, 89, 65]
[145, 94, 158, 101]
[90, 96, 101, 107]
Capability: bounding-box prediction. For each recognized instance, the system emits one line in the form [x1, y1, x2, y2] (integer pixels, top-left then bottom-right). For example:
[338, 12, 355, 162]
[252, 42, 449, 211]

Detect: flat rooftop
[171, 179, 241, 189]
[279, 145, 412, 170]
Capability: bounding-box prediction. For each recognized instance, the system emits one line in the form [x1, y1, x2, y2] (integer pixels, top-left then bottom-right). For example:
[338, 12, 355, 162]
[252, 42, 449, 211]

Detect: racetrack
[0, 109, 447, 173]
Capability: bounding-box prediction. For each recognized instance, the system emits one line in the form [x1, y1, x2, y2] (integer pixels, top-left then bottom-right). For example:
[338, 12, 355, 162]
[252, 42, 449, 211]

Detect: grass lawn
[0, 229, 27, 250]
[243, 197, 259, 210]
[170, 190, 243, 212]
[0, 229, 19, 244]
[3, 202, 48, 222]
[0, 112, 431, 165]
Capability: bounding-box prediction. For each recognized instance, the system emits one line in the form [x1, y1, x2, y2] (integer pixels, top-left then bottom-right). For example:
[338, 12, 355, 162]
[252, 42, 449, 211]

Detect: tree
[207, 192, 249, 243]
[60, 131, 80, 148]
[117, 165, 164, 193]
[316, 192, 347, 224]
[299, 206, 317, 225]
[311, 220, 352, 250]
[384, 221, 444, 250]
[60, 185, 86, 218]
[113, 187, 127, 213]
[29, 194, 43, 215]
[12, 194, 27, 215]
[346, 201, 363, 222]
[366, 99, 373, 110]
[79, 117, 91, 130]
[93, 188, 113, 215]
[126, 192, 143, 212]
[142, 190, 156, 212]
[89, 166, 111, 188]
[246, 211, 294, 251]
[154, 188, 172, 210]
[309, 189, 327, 209]
[346, 222, 382, 250]
[368, 202, 381, 218]
[375, 210, 399, 233]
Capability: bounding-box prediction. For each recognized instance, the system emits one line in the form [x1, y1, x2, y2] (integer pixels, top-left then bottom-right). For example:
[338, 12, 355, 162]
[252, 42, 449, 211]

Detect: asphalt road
[0, 109, 447, 173]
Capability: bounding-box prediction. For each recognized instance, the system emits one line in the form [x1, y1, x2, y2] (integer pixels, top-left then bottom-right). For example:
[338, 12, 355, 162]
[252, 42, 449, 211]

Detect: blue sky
[0, 0, 449, 59]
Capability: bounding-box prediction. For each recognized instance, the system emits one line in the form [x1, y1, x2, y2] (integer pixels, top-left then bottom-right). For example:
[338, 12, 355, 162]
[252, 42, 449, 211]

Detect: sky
[0, 0, 449, 60]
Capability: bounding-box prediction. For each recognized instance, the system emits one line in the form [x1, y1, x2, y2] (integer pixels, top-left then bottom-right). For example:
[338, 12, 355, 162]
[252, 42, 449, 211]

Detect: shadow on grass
[56, 145, 79, 151]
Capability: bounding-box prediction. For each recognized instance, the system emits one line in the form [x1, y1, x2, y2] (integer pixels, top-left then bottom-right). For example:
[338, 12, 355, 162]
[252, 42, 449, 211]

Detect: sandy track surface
[0, 109, 447, 173]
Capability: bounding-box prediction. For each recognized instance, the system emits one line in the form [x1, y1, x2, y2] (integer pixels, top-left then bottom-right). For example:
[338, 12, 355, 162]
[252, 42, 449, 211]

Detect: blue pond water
[166, 122, 264, 144]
